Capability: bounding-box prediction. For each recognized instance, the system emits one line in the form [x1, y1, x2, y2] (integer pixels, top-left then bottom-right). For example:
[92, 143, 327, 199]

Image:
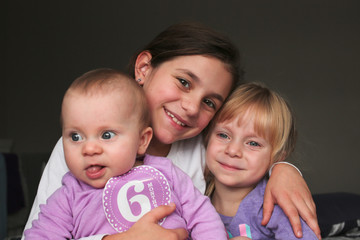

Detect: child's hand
[102, 203, 188, 240]
[262, 163, 321, 239]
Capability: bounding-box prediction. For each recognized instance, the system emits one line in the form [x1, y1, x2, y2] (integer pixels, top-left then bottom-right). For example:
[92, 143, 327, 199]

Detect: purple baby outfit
[25, 155, 227, 240]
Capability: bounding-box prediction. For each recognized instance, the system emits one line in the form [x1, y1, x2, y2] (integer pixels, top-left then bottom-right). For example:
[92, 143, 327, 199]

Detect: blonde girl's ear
[134, 51, 152, 84]
[137, 127, 153, 155]
[268, 150, 287, 172]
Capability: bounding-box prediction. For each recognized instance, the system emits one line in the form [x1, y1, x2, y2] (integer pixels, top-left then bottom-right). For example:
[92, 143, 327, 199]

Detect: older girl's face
[141, 55, 233, 144]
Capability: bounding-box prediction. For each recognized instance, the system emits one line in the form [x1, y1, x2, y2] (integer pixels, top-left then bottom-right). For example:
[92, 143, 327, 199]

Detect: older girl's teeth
[166, 111, 185, 126]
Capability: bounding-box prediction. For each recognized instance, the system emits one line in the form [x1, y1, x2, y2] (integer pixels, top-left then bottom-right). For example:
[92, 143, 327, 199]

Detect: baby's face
[61, 90, 142, 188]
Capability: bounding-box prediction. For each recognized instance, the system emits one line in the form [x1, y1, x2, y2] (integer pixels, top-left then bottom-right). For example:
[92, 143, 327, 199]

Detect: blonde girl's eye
[203, 98, 216, 110]
[248, 141, 260, 147]
[102, 131, 115, 140]
[177, 78, 190, 88]
[71, 133, 83, 142]
[217, 132, 230, 140]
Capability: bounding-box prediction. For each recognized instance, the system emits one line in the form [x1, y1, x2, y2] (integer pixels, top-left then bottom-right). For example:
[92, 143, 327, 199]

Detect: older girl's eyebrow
[176, 68, 225, 103]
[177, 68, 199, 82]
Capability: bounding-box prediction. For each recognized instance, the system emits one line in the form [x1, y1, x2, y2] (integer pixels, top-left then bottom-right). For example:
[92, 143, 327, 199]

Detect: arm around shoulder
[266, 206, 319, 239]
[263, 162, 321, 239]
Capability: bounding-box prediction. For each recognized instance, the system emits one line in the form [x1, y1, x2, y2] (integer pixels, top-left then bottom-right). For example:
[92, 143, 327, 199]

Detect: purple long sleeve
[25, 155, 226, 240]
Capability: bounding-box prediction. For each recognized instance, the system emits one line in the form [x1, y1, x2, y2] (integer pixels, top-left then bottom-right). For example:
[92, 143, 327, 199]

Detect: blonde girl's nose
[82, 140, 103, 156]
[225, 141, 242, 158]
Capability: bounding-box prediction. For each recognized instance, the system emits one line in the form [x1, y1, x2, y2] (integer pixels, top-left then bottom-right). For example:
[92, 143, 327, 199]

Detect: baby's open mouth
[85, 165, 105, 179]
[86, 165, 104, 173]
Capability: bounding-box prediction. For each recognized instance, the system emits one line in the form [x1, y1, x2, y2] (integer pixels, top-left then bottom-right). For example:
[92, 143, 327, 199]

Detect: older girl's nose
[181, 96, 200, 117]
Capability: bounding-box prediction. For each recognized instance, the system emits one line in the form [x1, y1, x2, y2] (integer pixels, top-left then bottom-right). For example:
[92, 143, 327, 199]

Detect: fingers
[278, 195, 303, 238]
[124, 203, 188, 240]
[261, 189, 275, 226]
[145, 204, 188, 239]
[266, 162, 321, 238]
[166, 228, 189, 240]
[262, 163, 321, 239]
[143, 203, 176, 223]
[300, 212, 321, 240]
[279, 191, 322, 239]
[143, 203, 189, 240]
[290, 181, 321, 239]
[297, 198, 321, 239]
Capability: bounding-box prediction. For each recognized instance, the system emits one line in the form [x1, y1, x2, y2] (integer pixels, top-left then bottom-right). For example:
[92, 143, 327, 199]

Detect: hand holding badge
[103, 165, 171, 232]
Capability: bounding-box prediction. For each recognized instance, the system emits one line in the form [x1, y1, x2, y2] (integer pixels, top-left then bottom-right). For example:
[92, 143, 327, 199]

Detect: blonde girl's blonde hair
[204, 82, 297, 197]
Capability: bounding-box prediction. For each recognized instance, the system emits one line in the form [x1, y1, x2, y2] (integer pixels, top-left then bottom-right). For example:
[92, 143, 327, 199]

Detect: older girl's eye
[203, 98, 216, 109]
[71, 133, 82, 142]
[248, 141, 260, 147]
[177, 78, 190, 88]
[102, 131, 115, 140]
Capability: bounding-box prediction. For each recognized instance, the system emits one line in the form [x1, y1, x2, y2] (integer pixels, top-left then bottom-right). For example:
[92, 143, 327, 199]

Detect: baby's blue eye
[102, 131, 115, 140]
[71, 133, 82, 142]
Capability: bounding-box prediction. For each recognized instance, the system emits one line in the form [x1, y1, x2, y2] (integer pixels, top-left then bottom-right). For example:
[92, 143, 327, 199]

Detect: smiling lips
[165, 108, 186, 127]
[85, 165, 105, 179]
[219, 162, 242, 171]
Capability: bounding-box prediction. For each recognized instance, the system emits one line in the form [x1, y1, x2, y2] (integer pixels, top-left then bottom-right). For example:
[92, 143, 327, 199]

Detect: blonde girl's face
[206, 111, 272, 190]
[141, 55, 233, 144]
[61, 90, 149, 188]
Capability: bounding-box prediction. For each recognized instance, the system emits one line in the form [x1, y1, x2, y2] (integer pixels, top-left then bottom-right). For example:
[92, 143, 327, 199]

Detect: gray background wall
[3, 0, 360, 195]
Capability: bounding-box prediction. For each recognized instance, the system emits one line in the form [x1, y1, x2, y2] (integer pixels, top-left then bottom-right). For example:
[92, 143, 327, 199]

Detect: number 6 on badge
[103, 165, 171, 232]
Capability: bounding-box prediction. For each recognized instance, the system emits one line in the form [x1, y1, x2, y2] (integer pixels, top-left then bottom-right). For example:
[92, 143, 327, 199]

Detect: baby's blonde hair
[61, 68, 150, 131]
[204, 82, 297, 197]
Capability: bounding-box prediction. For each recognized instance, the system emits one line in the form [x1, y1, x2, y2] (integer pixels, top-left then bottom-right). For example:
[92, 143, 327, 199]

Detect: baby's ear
[137, 127, 153, 155]
[134, 51, 152, 84]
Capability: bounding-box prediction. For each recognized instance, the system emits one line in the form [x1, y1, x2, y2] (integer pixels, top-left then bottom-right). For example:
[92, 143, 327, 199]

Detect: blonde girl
[205, 82, 318, 239]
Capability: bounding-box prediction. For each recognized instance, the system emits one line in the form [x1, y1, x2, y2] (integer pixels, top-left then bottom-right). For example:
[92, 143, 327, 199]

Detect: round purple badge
[103, 165, 171, 232]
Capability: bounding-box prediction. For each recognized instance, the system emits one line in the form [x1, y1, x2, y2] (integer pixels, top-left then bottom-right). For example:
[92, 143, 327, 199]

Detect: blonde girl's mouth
[165, 109, 187, 127]
[219, 162, 242, 171]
